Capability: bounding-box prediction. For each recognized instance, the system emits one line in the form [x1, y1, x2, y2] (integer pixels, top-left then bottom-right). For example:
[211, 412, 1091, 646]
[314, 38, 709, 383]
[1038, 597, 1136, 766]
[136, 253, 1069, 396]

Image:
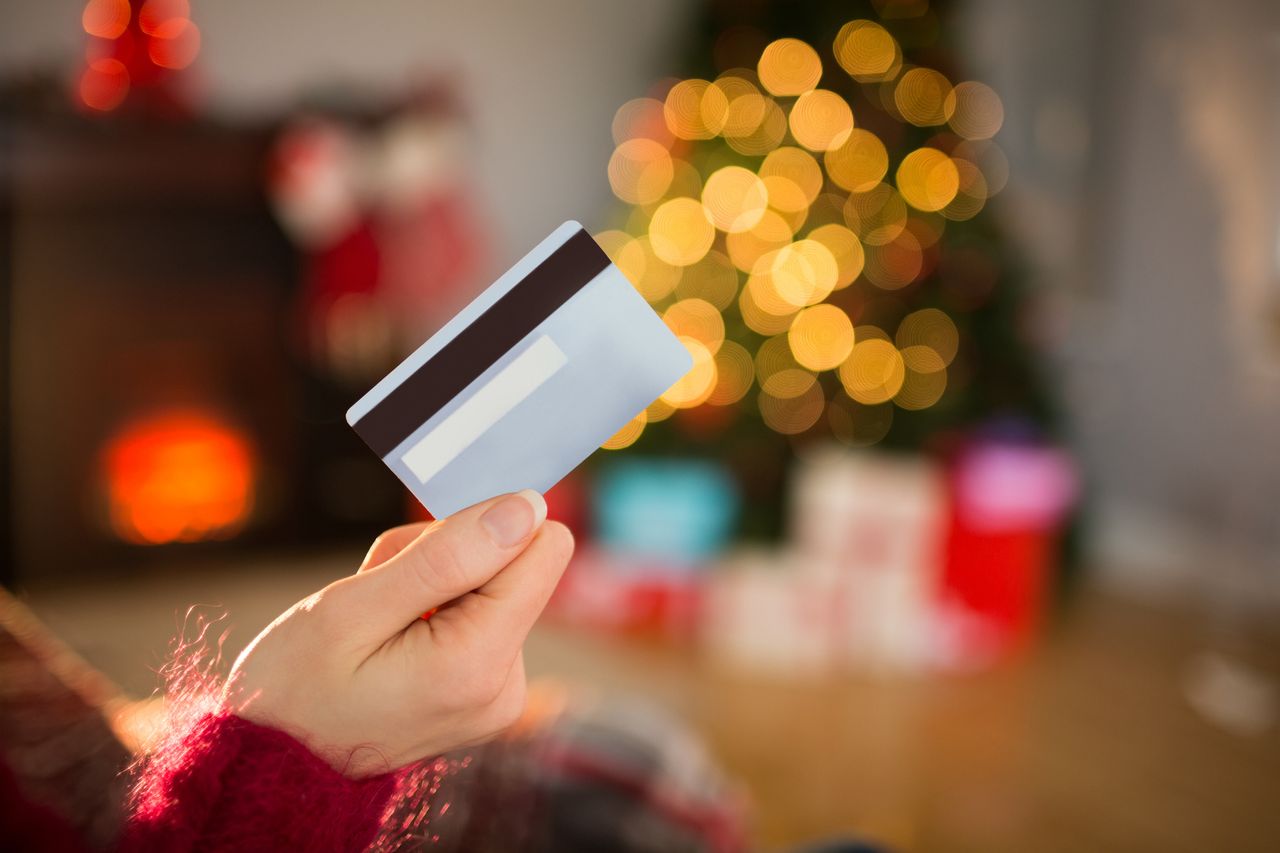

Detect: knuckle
[407, 535, 470, 597]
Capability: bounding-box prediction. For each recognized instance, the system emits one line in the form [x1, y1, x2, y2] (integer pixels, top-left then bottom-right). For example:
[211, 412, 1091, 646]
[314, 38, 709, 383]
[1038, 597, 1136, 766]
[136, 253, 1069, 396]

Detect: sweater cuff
[122, 712, 397, 852]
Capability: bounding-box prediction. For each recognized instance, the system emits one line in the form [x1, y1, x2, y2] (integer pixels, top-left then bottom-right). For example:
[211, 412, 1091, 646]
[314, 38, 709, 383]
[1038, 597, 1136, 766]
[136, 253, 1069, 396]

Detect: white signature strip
[401, 334, 568, 485]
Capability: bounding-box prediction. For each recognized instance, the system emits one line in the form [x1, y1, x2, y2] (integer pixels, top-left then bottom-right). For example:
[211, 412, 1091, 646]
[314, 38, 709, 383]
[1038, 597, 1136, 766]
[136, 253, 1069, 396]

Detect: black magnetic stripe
[352, 228, 609, 457]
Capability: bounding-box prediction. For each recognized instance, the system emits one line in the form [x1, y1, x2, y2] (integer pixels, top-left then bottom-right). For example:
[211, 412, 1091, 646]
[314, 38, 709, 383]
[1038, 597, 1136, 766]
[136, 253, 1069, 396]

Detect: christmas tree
[593, 0, 1057, 537]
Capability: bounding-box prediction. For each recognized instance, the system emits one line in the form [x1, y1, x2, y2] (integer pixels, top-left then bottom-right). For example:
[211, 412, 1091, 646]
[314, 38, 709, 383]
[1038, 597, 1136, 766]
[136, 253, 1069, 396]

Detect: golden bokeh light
[726, 208, 794, 272]
[899, 344, 946, 373]
[757, 38, 823, 97]
[698, 81, 732, 136]
[740, 275, 798, 335]
[806, 223, 865, 288]
[759, 381, 825, 434]
[664, 79, 717, 140]
[608, 138, 674, 205]
[759, 147, 823, 212]
[662, 337, 718, 408]
[896, 147, 960, 212]
[649, 197, 716, 266]
[894, 352, 948, 410]
[611, 236, 681, 302]
[789, 303, 856, 371]
[663, 298, 726, 353]
[601, 411, 647, 450]
[825, 128, 890, 193]
[863, 228, 924, 289]
[707, 340, 755, 406]
[755, 333, 803, 387]
[895, 308, 959, 365]
[675, 250, 740, 311]
[763, 367, 817, 399]
[710, 75, 765, 136]
[893, 68, 953, 127]
[941, 157, 988, 221]
[839, 338, 906, 404]
[945, 81, 1004, 140]
[844, 183, 908, 245]
[702, 166, 770, 233]
[612, 97, 674, 147]
[788, 89, 854, 152]
[770, 239, 839, 308]
[646, 397, 677, 423]
[834, 20, 900, 81]
[726, 98, 788, 155]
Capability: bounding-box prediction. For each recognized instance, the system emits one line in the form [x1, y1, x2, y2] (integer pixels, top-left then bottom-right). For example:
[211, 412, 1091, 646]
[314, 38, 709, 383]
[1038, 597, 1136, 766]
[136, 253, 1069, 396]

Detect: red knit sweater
[120, 712, 401, 852]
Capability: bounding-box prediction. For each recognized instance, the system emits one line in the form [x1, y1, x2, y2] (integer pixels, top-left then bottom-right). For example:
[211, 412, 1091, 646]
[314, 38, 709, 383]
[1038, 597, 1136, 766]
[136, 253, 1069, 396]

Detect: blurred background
[1, 0, 1278, 850]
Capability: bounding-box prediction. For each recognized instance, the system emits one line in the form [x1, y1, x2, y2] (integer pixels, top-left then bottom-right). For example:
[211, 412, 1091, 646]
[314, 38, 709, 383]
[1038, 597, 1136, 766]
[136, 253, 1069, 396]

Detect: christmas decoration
[593, 0, 1058, 537]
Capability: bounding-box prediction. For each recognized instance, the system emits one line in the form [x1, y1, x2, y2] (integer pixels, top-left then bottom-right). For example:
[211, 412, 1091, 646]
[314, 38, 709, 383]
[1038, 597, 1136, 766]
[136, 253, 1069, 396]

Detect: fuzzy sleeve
[119, 712, 397, 853]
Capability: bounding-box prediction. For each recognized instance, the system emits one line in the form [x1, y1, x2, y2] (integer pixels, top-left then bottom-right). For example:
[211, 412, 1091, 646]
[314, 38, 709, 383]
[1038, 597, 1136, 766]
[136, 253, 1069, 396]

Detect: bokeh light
[806, 223, 865, 288]
[674, 250, 740, 311]
[825, 128, 890, 192]
[726, 97, 788, 155]
[608, 138, 675, 205]
[707, 340, 755, 406]
[759, 147, 823, 213]
[726, 208, 794, 272]
[601, 411, 647, 450]
[770, 239, 839, 308]
[789, 303, 856, 371]
[945, 81, 1005, 140]
[834, 20, 900, 81]
[702, 166, 770, 233]
[79, 57, 130, 112]
[757, 38, 823, 96]
[147, 17, 201, 70]
[662, 337, 718, 408]
[665, 79, 717, 140]
[895, 147, 960, 212]
[862, 228, 924, 289]
[839, 337, 905, 404]
[649, 197, 716, 266]
[788, 90, 854, 152]
[82, 0, 131, 39]
[893, 67, 953, 127]
[759, 381, 825, 434]
[844, 183, 908, 245]
[613, 97, 675, 148]
[895, 307, 959, 365]
[663, 298, 726, 354]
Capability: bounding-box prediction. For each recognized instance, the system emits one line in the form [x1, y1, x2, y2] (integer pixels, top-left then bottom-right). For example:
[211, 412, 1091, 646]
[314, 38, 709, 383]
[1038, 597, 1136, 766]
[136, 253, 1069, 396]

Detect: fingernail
[480, 489, 547, 547]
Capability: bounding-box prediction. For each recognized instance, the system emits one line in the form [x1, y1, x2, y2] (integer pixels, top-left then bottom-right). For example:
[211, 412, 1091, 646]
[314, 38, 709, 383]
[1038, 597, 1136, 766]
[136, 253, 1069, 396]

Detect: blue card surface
[347, 221, 692, 518]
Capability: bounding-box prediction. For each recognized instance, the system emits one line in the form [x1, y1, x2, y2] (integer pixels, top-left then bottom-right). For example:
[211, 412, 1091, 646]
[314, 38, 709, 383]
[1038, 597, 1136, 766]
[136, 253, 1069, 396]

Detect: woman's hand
[224, 490, 572, 777]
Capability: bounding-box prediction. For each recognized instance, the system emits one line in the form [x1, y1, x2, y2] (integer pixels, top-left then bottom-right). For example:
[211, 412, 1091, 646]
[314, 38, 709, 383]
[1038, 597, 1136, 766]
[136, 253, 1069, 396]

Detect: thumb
[325, 490, 547, 643]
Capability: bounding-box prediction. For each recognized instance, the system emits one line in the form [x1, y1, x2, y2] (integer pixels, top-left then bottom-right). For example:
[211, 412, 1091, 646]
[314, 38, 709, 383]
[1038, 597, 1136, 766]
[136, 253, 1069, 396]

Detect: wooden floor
[21, 552, 1280, 852]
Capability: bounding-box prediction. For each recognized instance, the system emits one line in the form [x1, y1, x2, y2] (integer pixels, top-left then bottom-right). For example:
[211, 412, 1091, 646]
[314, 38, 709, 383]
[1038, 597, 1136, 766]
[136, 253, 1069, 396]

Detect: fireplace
[2, 116, 406, 583]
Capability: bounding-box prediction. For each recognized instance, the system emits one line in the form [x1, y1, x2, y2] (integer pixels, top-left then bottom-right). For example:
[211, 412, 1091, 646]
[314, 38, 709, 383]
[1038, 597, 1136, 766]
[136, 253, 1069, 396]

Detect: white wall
[0, 0, 691, 257]
[961, 0, 1280, 604]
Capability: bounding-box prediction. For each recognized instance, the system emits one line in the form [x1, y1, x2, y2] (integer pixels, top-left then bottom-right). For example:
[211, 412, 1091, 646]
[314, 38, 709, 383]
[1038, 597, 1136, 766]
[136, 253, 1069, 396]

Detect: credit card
[347, 221, 692, 518]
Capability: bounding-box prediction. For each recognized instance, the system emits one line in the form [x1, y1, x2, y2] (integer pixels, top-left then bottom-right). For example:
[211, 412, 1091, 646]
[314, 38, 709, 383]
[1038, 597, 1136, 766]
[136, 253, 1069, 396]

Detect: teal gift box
[593, 458, 740, 566]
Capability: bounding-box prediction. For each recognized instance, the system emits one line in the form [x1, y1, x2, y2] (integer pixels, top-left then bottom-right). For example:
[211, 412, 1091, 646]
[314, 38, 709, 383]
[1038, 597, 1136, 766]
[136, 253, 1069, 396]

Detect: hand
[224, 490, 573, 777]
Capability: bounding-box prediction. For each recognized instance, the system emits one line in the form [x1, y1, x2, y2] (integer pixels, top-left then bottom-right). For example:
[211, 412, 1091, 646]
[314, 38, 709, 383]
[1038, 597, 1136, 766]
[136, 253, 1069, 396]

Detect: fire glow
[100, 410, 256, 545]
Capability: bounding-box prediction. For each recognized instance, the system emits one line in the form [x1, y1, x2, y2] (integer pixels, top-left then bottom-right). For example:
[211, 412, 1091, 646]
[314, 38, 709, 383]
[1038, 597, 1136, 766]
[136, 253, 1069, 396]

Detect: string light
[595, 13, 1007, 445]
[757, 38, 823, 96]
